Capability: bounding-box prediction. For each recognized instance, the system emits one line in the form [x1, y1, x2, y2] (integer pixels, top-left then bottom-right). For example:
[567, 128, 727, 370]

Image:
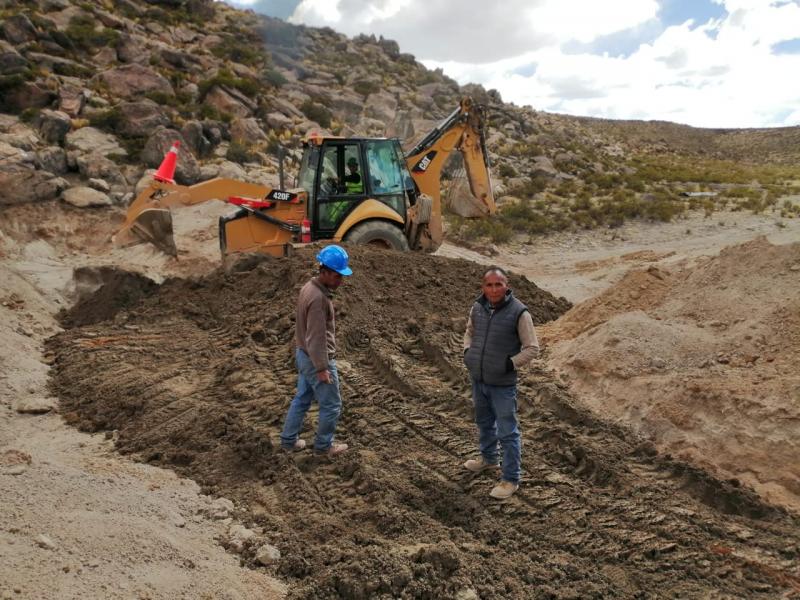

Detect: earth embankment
[47, 246, 800, 599]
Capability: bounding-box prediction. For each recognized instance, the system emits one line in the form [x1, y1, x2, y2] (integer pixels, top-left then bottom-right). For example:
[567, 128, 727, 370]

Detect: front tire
[344, 220, 410, 251]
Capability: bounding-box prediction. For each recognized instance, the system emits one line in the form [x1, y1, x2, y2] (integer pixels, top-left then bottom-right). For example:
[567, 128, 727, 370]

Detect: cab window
[366, 140, 405, 217]
[317, 143, 363, 231]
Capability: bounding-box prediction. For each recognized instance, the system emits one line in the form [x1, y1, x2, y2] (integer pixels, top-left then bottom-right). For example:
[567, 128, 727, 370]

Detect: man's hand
[317, 370, 332, 384]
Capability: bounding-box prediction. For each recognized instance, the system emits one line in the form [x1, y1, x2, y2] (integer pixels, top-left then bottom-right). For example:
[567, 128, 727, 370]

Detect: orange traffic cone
[153, 141, 180, 184]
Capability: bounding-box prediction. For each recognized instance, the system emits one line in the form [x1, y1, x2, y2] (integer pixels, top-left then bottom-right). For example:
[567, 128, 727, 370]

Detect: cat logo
[267, 190, 297, 202]
[412, 150, 437, 173]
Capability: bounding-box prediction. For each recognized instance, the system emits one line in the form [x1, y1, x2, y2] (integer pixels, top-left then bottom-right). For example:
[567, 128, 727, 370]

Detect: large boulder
[180, 120, 213, 158]
[385, 110, 416, 143]
[0, 121, 40, 151]
[65, 127, 126, 157]
[0, 164, 67, 205]
[0, 141, 35, 165]
[46, 5, 84, 30]
[35, 109, 72, 145]
[1, 14, 37, 45]
[116, 34, 149, 64]
[35, 146, 68, 175]
[160, 48, 201, 71]
[26, 52, 86, 75]
[75, 153, 127, 188]
[2, 81, 56, 112]
[203, 85, 255, 119]
[115, 100, 169, 137]
[229, 117, 266, 143]
[0, 40, 27, 75]
[61, 186, 112, 207]
[265, 112, 293, 131]
[270, 97, 303, 119]
[141, 128, 200, 184]
[93, 64, 174, 99]
[58, 83, 88, 117]
[363, 92, 398, 124]
[531, 155, 558, 179]
[328, 91, 364, 123]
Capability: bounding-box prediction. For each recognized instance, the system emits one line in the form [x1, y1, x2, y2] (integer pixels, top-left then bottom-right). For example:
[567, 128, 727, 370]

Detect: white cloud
[528, 0, 659, 44]
[289, 0, 659, 62]
[286, 0, 800, 127]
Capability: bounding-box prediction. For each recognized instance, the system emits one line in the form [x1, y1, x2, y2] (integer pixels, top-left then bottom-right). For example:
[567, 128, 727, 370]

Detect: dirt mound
[59, 266, 159, 327]
[545, 237, 800, 511]
[48, 245, 800, 598]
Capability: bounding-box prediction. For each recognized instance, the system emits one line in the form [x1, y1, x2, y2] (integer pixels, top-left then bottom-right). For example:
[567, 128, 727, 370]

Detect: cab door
[314, 142, 365, 238]
[363, 139, 407, 221]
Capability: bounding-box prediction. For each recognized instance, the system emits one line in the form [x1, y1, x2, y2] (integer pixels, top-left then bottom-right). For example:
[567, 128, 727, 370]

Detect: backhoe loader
[114, 97, 495, 257]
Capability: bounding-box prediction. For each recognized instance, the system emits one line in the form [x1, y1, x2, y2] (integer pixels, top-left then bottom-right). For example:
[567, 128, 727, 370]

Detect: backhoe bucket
[115, 207, 177, 256]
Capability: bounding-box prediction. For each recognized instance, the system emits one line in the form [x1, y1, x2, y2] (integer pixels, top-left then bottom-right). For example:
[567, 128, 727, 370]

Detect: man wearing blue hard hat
[279, 244, 352, 456]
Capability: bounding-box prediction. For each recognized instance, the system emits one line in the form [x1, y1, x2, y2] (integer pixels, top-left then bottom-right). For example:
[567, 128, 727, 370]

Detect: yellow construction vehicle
[114, 97, 495, 257]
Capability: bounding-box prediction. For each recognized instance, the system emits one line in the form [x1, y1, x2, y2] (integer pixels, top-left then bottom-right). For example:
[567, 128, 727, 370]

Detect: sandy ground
[0, 206, 285, 600]
[438, 206, 800, 304]
[442, 207, 800, 513]
[1, 200, 799, 597]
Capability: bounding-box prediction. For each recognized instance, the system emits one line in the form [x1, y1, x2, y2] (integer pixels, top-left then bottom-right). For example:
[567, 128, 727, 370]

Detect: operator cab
[297, 137, 416, 239]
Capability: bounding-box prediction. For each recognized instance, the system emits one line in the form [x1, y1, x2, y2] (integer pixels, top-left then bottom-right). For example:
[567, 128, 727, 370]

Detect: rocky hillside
[1, 0, 798, 232]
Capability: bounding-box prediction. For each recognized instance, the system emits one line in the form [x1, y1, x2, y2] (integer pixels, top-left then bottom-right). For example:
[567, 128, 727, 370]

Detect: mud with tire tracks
[48, 246, 800, 599]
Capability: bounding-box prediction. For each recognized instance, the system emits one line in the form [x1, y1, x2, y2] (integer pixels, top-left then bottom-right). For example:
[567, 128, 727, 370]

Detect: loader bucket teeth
[130, 208, 178, 256]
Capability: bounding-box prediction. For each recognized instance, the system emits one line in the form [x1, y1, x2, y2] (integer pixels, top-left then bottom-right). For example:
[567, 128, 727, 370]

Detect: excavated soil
[48, 246, 800, 599]
[544, 237, 800, 513]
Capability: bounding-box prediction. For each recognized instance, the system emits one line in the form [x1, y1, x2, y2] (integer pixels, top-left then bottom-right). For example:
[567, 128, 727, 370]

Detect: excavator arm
[404, 97, 496, 252]
[114, 178, 303, 256]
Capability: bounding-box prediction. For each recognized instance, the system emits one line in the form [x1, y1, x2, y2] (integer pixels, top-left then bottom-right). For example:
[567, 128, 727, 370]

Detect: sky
[222, 0, 800, 129]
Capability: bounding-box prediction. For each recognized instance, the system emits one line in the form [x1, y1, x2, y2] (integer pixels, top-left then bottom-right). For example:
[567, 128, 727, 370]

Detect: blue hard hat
[316, 244, 353, 276]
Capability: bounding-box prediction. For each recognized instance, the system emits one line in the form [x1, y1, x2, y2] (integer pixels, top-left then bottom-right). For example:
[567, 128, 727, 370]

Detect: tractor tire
[344, 220, 410, 251]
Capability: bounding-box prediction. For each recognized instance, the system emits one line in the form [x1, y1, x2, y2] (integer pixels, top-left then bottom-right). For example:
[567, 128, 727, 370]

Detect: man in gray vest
[463, 266, 540, 499]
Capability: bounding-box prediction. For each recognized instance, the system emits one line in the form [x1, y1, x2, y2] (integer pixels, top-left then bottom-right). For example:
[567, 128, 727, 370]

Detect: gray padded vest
[464, 291, 528, 386]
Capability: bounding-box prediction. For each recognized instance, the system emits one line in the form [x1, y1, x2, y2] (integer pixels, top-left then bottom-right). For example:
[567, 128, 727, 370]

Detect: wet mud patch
[48, 246, 800, 598]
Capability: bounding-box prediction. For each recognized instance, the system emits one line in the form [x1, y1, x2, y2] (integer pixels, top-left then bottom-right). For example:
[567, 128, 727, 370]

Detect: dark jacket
[464, 290, 528, 386]
[295, 278, 335, 371]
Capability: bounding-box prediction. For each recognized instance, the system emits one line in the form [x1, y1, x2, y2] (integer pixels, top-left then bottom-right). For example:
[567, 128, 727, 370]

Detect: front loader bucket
[115, 207, 177, 256]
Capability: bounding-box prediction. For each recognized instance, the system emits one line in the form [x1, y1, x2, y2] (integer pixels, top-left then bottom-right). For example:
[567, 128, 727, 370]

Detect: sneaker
[463, 457, 498, 473]
[281, 438, 306, 452]
[489, 480, 519, 499]
[314, 443, 348, 456]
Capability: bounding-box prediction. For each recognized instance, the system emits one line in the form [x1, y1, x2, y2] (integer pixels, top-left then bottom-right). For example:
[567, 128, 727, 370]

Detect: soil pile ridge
[48, 245, 800, 599]
[545, 237, 800, 511]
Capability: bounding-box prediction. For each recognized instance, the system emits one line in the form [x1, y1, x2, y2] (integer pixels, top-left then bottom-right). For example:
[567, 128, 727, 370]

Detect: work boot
[489, 480, 519, 499]
[315, 443, 348, 456]
[282, 438, 306, 452]
[463, 457, 498, 473]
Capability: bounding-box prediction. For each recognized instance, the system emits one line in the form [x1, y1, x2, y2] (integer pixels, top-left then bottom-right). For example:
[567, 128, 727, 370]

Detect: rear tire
[344, 220, 410, 251]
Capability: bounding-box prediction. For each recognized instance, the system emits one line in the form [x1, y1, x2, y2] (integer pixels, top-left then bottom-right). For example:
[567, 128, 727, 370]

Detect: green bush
[198, 69, 264, 99]
[498, 163, 518, 178]
[211, 37, 266, 67]
[508, 175, 548, 197]
[460, 219, 513, 243]
[300, 100, 332, 128]
[88, 107, 122, 131]
[353, 80, 380, 97]
[226, 141, 259, 164]
[264, 68, 288, 88]
[723, 186, 761, 199]
[65, 15, 119, 51]
[19, 107, 40, 123]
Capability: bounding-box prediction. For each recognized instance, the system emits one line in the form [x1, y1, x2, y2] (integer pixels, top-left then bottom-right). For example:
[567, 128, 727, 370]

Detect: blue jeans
[280, 348, 342, 451]
[471, 378, 521, 483]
